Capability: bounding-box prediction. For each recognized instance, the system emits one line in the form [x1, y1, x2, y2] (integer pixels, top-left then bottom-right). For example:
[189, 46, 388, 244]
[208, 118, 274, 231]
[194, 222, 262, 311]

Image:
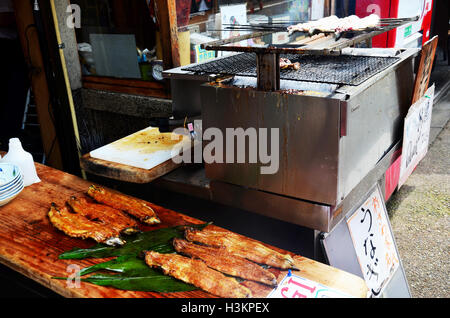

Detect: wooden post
[324, 0, 331, 17]
[155, 0, 180, 69]
[330, 0, 336, 16]
[12, 0, 63, 169]
[256, 53, 280, 91]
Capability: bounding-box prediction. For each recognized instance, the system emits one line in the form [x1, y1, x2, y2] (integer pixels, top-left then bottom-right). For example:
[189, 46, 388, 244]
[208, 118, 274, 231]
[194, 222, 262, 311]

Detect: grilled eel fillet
[185, 227, 297, 270]
[173, 238, 277, 287]
[67, 196, 139, 235]
[144, 251, 252, 298]
[87, 185, 160, 225]
[48, 203, 125, 246]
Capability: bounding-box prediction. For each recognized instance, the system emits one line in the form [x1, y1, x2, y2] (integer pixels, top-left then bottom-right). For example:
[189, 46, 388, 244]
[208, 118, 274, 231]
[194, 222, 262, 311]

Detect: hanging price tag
[347, 186, 400, 297]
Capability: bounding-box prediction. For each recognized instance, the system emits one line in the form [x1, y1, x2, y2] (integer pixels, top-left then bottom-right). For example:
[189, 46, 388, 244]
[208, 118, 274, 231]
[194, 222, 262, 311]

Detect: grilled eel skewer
[48, 203, 125, 246]
[87, 185, 160, 225]
[144, 251, 252, 298]
[184, 226, 297, 270]
[67, 196, 140, 235]
[173, 238, 277, 287]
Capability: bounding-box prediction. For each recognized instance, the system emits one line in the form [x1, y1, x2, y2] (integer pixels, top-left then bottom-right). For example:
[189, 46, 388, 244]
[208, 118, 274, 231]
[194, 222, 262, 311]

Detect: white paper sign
[267, 272, 353, 298]
[220, 4, 247, 40]
[347, 186, 400, 297]
[398, 85, 435, 189]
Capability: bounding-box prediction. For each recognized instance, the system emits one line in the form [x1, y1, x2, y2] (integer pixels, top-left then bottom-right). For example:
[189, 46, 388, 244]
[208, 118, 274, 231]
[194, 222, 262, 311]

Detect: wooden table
[0, 163, 368, 298]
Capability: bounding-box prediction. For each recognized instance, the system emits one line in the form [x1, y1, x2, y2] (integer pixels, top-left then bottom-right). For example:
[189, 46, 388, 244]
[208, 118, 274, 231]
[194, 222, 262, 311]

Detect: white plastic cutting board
[89, 127, 191, 170]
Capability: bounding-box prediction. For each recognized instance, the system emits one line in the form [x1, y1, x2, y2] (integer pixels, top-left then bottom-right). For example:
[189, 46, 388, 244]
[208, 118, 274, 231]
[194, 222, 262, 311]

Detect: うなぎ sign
[347, 186, 400, 297]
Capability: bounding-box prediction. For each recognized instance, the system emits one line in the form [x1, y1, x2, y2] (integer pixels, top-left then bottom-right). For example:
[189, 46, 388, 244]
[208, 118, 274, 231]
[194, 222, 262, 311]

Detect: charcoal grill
[162, 16, 421, 234]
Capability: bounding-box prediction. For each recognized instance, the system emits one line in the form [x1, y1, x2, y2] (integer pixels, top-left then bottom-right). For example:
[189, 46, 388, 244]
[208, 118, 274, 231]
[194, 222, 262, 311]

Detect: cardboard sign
[347, 186, 400, 297]
[411, 36, 438, 104]
[267, 272, 354, 298]
[398, 84, 434, 189]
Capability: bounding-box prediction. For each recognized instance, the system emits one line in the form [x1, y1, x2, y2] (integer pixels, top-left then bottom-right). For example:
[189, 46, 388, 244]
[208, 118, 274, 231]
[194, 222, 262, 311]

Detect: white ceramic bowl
[0, 172, 23, 193]
[0, 163, 21, 187]
[0, 172, 21, 190]
[0, 178, 24, 200]
[0, 184, 24, 206]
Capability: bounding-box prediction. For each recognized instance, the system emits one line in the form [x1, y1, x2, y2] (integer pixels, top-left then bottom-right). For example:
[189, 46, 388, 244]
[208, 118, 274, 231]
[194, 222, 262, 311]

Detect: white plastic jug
[0, 138, 41, 187]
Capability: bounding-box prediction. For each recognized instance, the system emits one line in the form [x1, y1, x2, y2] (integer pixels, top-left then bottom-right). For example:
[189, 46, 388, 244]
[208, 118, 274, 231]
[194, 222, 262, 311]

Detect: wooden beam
[12, 0, 63, 169]
[154, 0, 180, 69]
[82, 76, 171, 99]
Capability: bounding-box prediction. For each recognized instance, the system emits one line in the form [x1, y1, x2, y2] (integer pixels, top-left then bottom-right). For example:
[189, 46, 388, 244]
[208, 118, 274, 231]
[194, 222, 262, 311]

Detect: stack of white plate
[0, 163, 24, 207]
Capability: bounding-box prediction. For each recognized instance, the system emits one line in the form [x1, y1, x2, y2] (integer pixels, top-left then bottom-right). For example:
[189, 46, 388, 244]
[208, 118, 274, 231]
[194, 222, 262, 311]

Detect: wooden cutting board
[0, 162, 368, 298]
[90, 126, 192, 170]
[82, 126, 193, 183]
[80, 153, 181, 184]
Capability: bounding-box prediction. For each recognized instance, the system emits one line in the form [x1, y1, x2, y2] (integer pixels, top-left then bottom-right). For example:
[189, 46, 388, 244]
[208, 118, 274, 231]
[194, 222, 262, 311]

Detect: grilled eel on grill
[87, 185, 160, 225]
[67, 196, 139, 235]
[184, 226, 297, 270]
[48, 202, 125, 246]
[144, 250, 252, 298]
[173, 238, 277, 287]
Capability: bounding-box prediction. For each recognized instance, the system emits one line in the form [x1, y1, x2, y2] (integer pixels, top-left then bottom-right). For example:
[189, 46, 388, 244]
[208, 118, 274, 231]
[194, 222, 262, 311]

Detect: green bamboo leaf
[59, 223, 209, 260]
[78, 255, 144, 276]
[54, 255, 198, 292]
[55, 223, 210, 293]
[80, 271, 197, 292]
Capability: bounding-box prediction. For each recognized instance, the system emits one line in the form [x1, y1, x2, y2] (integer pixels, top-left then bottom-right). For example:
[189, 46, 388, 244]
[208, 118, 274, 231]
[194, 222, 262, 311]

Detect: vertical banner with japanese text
[398, 84, 435, 189]
[347, 186, 400, 297]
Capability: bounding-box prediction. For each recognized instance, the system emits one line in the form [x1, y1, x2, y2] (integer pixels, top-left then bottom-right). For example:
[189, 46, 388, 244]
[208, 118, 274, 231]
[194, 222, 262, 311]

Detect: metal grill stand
[256, 53, 280, 91]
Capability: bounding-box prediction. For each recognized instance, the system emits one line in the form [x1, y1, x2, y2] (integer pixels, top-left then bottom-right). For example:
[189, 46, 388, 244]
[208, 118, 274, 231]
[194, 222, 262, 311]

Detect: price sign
[398, 85, 435, 189]
[267, 272, 354, 298]
[347, 186, 400, 297]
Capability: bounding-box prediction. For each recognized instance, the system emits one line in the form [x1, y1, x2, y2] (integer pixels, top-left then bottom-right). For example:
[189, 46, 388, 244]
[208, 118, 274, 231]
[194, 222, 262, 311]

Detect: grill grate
[182, 53, 399, 86]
